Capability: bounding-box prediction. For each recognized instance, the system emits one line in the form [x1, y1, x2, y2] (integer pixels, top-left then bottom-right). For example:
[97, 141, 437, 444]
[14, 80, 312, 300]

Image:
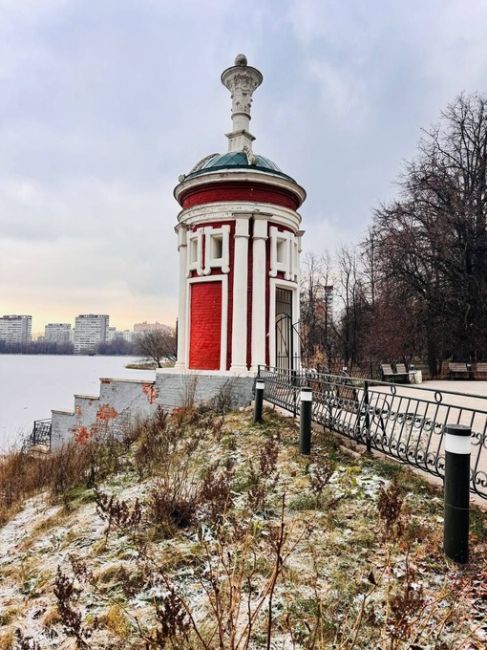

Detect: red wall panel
[189, 282, 222, 370]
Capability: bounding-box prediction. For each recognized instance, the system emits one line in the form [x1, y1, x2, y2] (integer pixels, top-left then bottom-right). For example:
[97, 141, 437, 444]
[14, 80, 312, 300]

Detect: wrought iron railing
[25, 419, 52, 450]
[257, 366, 487, 500]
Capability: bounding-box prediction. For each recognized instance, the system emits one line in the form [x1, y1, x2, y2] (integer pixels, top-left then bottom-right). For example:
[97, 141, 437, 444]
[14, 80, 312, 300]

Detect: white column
[295, 230, 304, 369]
[221, 55, 263, 153]
[230, 215, 250, 373]
[251, 217, 268, 371]
[175, 225, 187, 369]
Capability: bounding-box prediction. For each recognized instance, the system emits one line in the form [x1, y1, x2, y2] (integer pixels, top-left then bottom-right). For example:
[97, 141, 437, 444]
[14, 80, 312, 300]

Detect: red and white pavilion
[174, 54, 306, 374]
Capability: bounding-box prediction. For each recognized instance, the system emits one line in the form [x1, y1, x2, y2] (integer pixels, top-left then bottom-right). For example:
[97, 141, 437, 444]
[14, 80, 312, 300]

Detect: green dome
[188, 151, 293, 180]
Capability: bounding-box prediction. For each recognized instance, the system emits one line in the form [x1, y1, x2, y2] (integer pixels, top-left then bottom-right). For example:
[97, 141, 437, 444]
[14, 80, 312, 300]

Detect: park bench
[448, 362, 470, 379]
[381, 363, 409, 383]
[472, 362, 487, 379]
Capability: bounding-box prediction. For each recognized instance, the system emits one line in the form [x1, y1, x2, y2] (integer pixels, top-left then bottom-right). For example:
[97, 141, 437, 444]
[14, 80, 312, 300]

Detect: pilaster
[230, 215, 250, 372]
[251, 216, 269, 371]
[175, 225, 187, 369]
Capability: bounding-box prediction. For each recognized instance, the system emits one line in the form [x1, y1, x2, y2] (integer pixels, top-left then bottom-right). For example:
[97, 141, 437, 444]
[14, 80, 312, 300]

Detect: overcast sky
[1, 0, 487, 334]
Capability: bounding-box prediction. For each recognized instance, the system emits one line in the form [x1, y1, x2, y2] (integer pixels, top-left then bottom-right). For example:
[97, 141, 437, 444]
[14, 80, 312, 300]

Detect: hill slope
[0, 407, 486, 649]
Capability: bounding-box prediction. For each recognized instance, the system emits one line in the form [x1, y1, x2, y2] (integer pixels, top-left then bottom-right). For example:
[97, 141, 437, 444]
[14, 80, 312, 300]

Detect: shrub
[148, 481, 198, 538]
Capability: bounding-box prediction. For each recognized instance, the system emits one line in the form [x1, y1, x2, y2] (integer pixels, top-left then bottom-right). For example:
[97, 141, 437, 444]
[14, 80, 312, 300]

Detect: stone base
[50, 370, 255, 449]
[50, 377, 159, 449]
[155, 369, 255, 411]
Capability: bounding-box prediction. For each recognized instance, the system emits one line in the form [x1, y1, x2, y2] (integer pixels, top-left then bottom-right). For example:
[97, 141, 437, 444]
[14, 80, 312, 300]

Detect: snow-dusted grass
[0, 406, 485, 649]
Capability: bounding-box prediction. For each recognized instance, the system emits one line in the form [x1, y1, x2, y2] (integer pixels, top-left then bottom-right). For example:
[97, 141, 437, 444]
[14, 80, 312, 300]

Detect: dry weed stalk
[54, 566, 91, 649]
[95, 489, 142, 544]
[246, 437, 280, 513]
[14, 630, 41, 650]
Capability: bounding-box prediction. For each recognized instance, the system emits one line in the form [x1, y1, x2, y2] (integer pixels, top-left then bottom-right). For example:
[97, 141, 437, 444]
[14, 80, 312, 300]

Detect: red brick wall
[189, 282, 222, 370]
[180, 182, 300, 211]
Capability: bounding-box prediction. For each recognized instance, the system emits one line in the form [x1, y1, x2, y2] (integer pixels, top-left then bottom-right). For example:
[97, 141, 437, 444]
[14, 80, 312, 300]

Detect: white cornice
[177, 201, 302, 232]
[174, 168, 306, 206]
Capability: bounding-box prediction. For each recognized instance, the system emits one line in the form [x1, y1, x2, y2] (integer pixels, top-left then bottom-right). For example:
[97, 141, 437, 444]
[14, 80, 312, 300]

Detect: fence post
[444, 423, 471, 564]
[292, 369, 297, 417]
[364, 380, 371, 453]
[299, 387, 312, 455]
[254, 379, 265, 424]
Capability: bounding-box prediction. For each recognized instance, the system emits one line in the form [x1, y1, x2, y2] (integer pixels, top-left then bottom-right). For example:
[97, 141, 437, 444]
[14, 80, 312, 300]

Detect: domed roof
[187, 151, 294, 181]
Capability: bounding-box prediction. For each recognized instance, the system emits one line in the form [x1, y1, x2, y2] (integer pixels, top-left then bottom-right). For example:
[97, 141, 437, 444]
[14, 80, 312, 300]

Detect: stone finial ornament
[221, 54, 263, 152]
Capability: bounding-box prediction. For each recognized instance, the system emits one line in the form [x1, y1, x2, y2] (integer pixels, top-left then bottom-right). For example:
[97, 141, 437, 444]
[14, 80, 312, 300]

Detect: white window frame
[204, 225, 230, 274]
[187, 229, 204, 276]
[269, 226, 297, 281]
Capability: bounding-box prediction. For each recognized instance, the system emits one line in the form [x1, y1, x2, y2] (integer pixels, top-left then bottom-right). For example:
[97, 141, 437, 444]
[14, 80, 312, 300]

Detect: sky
[2, 0, 487, 335]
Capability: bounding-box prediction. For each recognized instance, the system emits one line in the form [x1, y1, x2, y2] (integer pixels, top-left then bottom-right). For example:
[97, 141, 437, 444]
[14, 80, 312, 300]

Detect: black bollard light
[299, 387, 312, 455]
[254, 379, 265, 424]
[444, 423, 471, 564]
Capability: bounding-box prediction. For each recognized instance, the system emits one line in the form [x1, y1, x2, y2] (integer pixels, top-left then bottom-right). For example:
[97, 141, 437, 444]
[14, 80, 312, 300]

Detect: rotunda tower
[174, 55, 306, 373]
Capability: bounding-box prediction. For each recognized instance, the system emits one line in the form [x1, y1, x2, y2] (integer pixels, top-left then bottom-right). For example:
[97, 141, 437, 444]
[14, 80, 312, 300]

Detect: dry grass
[0, 430, 130, 527]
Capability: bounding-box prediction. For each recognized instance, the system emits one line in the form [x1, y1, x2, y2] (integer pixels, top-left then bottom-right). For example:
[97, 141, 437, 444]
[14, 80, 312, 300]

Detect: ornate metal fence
[257, 366, 487, 500]
[24, 419, 52, 450]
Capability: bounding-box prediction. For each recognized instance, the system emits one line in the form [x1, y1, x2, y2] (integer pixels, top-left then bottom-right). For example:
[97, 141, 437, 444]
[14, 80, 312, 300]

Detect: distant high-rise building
[323, 285, 334, 323]
[73, 314, 109, 353]
[45, 323, 72, 344]
[133, 321, 170, 336]
[122, 329, 133, 343]
[0, 315, 32, 345]
[107, 326, 118, 342]
[107, 327, 133, 343]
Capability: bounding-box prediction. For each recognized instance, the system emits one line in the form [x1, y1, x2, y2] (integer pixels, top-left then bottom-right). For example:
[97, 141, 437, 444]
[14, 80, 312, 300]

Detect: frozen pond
[0, 355, 155, 450]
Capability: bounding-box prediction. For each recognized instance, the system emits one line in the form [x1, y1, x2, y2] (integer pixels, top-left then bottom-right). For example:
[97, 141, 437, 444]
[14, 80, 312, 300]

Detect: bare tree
[372, 94, 487, 373]
[136, 330, 176, 368]
[300, 252, 336, 367]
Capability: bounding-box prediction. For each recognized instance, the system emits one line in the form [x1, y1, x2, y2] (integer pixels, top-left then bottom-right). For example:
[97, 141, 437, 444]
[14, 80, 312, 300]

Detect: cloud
[1, 0, 487, 329]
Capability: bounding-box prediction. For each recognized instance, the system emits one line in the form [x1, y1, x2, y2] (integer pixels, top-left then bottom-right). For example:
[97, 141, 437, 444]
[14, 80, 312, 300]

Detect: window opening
[276, 238, 286, 264]
[212, 235, 223, 260]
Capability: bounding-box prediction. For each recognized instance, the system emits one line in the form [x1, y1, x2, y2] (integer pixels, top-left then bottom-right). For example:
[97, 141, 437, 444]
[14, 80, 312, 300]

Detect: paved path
[378, 379, 487, 404]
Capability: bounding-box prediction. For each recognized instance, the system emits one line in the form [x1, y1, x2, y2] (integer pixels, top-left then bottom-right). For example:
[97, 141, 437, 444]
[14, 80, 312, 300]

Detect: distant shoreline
[125, 361, 158, 370]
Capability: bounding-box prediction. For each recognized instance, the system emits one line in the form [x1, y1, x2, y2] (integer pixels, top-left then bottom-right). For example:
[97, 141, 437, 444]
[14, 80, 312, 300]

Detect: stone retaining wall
[50, 370, 255, 447]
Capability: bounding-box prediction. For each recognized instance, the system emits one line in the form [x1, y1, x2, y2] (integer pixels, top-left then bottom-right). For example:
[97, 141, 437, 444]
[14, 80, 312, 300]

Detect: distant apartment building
[133, 321, 170, 336]
[73, 314, 109, 353]
[107, 327, 133, 343]
[45, 323, 72, 344]
[0, 315, 32, 345]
